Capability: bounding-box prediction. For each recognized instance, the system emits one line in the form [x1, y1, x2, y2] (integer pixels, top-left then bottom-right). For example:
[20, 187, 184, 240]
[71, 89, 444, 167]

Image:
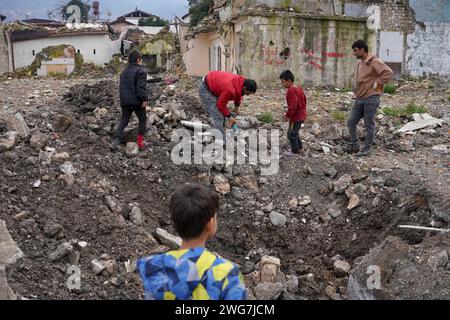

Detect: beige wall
[183, 33, 211, 77]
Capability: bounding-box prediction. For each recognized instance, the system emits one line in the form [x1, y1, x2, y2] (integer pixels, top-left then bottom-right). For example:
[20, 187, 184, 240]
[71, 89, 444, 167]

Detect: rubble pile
[0, 74, 448, 300]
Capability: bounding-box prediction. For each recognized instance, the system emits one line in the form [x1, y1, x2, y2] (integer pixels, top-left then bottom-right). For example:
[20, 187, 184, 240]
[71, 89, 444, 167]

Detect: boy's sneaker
[356, 146, 372, 157]
[344, 144, 360, 154]
[110, 138, 121, 151]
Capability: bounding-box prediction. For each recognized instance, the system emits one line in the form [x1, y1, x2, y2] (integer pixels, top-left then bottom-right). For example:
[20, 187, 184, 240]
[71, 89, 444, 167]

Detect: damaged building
[1, 23, 121, 73]
[180, 0, 450, 87]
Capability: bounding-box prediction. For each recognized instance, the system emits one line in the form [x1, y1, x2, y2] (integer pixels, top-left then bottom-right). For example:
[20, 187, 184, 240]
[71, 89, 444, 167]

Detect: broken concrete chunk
[155, 228, 182, 250]
[334, 260, 351, 277]
[125, 142, 139, 158]
[129, 207, 143, 225]
[91, 259, 106, 275]
[49, 242, 73, 262]
[213, 174, 230, 195]
[347, 194, 360, 210]
[333, 174, 353, 194]
[253, 283, 284, 300]
[0, 131, 19, 152]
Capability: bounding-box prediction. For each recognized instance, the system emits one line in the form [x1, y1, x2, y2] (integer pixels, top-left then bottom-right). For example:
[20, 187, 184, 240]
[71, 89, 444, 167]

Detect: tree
[138, 16, 169, 27]
[57, 0, 91, 23]
[189, 0, 214, 27]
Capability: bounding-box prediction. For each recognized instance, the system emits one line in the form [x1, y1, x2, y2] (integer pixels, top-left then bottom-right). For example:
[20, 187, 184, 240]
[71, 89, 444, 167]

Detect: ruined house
[181, 0, 450, 87]
[2, 23, 121, 73]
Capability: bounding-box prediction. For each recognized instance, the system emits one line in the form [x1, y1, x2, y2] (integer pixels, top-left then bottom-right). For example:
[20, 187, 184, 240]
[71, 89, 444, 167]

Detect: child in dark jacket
[137, 184, 246, 300]
[280, 70, 307, 156]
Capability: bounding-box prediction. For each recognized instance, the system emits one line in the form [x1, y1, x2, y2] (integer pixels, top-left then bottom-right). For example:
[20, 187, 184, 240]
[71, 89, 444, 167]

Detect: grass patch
[428, 84, 435, 89]
[340, 87, 353, 93]
[383, 83, 396, 94]
[257, 112, 274, 124]
[332, 110, 347, 121]
[382, 102, 427, 117]
[447, 95, 450, 101]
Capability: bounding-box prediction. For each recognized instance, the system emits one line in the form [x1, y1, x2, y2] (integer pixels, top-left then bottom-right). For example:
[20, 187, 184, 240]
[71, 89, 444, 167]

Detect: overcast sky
[0, 0, 190, 21]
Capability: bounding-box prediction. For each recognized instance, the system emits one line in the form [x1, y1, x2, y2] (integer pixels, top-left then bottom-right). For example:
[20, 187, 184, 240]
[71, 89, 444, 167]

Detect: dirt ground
[0, 75, 449, 299]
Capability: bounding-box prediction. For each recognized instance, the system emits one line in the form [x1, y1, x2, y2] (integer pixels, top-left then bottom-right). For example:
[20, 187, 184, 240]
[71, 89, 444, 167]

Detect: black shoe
[356, 146, 372, 157]
[110, 138, 120, 151]
[344, 144, 360, 154]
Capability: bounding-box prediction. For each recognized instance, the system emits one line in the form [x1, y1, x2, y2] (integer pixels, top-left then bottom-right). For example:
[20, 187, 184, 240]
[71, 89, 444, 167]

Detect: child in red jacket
[280, 70, 307, 156]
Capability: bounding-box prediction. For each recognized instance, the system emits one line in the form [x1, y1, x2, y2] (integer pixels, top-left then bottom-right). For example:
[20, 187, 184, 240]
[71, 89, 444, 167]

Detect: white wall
[13, 34, 121, 69]
[406, 22, 450, 77]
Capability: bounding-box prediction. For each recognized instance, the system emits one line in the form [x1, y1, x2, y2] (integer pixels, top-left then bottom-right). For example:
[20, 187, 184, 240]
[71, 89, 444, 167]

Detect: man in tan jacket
[345, 39, 393, 157]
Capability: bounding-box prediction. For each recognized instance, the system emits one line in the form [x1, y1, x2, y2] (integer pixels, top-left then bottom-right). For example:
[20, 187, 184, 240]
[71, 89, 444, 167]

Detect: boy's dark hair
[279, 70, 294, 82]
[128, 50, 142, 63]
[170, 184, 219, 240]
[352, 40, 368, 53]
[244, 79, 257, 93]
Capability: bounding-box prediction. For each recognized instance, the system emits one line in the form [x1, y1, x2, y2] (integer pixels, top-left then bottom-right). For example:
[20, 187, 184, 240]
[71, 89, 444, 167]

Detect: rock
[232, 175, 259, 192]
[262, 202, 274, 213]
[129, 207, 143, 225]
[136, 159, 152, 170]
[347, 194, 360, 210]
[269, 211, 287, 227]
[0, 131, 19, 152]
[310, 122, 321, 137]
[44, 223, 64, 238]
[0, 220, 24, 300]
[68, 250, 80, 264]
[253, 283, 284, 300]
[298, 195, 311, 206]
[345, 183, 368, 198]
[77, 241, 88, 250]
[30, 132, 47, 150]
[325, 285, 341, 300]
[125, 142, 139, 158]
[289, 198, 298, 207]
[333, 174, 353, 194]
[60, 161, 76, 175]
[152, 107, 166, 117]
[58, 173, 75, 186]
[104, 195, 122, 214]
[259, 256, 281, 283]
[53, 115, 72, 132]
[5, 112, 30, 138]
[334, 260, 351, 277]
[327, 202, 342, 218]
[49, 242, 73, 262]
[319, 213, 332, 223]
[155, 228, 182, 250]
[427, 250, 448, 271]
[91, 259, 106, 275]
[104, 259, 118, 275]
[13, 211, 30, 221]
[53, 152, 70, 161]
[39, 147, 55, 164]
[230, 187, 244, 201]
[213, 174, 230, 195]
[324, 167, 338, 178]
[321, 124, 343, 140]
[286, 274, 299, 293]
[348, 236, 450, 300]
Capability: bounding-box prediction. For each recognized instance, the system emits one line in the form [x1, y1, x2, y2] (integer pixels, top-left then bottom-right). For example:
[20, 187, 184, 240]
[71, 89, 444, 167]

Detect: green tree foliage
[138, 16, 169, 27]
[189, 0, 214, 27]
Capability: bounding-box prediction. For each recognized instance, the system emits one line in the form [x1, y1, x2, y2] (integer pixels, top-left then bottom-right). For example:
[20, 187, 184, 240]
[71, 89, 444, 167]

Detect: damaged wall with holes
[237, 15, 373, 87]
[182, 0, 450, 84]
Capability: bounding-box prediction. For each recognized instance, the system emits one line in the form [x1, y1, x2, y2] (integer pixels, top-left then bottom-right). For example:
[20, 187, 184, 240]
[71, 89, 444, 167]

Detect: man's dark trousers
[288, 121, 303, 154]
[347, 94, 380, 148]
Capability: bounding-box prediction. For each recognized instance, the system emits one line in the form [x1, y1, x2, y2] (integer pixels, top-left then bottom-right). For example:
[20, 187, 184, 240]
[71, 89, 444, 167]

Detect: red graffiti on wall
[300, 47, 346, 71]
[260, 45, 287, 66]
[309, 61, 324, 70]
